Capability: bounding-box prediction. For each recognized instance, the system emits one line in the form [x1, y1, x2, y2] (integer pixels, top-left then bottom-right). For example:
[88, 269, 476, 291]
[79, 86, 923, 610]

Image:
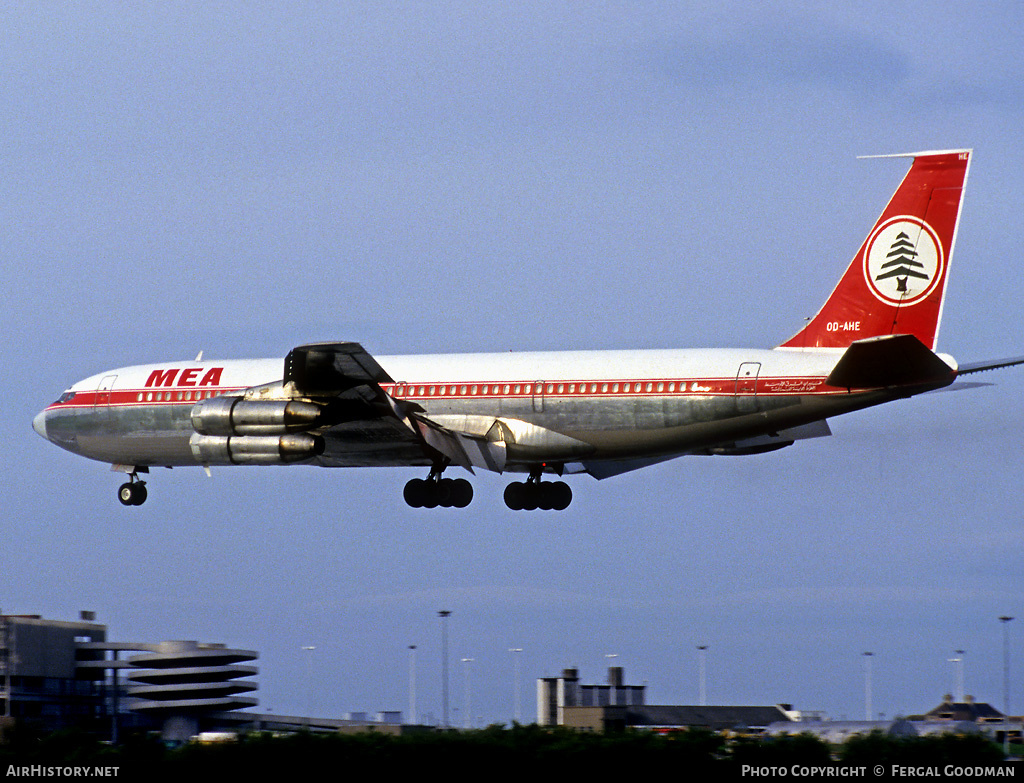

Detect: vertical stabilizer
[779, 150, 970, 351]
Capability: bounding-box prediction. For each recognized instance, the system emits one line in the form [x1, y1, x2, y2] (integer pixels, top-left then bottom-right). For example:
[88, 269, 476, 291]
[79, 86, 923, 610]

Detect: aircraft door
[532, 380, 545, 413]
[735, 362, 760, 413]
[95, 375, 117, 420]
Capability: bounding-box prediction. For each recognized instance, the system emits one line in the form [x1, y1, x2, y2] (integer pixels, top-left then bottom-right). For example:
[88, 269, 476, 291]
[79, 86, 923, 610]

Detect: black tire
[118, 483, 135, 506]
[131, 483, 148, 506]
[421, 481, 440, 509]
[537, 483, 556, 511]
[118, 482, 146, 506]
[436, 478, 455, 507]
[451, 478, 473, 508]
[404, 478, 427, 508]
[551, 481, 572, 511]
[520, 483, 539, 511]
[504, 482, 525, 511]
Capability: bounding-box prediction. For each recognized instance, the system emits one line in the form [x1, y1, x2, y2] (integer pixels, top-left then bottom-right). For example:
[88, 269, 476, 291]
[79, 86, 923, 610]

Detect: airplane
[32, 148, 1024, 511]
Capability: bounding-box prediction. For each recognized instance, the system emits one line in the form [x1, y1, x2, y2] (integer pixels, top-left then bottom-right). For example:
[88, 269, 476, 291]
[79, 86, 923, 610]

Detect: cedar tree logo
[862, 216, 943, 306]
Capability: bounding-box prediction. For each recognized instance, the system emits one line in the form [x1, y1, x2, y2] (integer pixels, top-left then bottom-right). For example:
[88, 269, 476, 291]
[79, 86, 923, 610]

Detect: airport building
[536, 667, 1022, 741]
[0, 611, 419, 743]
[0, 612, 108, 735]
[537, 665, 794, 733]
[537, 666, 646, 727]
[0, 612, 257, 744]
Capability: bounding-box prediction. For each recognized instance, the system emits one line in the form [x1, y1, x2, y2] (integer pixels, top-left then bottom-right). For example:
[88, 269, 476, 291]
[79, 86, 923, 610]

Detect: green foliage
[0, 724, 1012, 778]
[730, 732, 832, 768]
[840, 730, 1006, 766]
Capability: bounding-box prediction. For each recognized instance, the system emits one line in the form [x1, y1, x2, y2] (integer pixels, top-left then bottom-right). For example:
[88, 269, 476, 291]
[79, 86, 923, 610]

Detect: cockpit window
[56, 391, 77, 404]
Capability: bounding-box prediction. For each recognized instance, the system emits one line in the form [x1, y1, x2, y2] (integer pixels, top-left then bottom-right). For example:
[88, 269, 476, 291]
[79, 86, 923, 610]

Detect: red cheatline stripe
[49, 375, 842, 410]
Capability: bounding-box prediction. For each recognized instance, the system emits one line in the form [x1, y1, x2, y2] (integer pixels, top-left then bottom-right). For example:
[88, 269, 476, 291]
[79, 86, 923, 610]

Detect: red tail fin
[779, 150, 971, 351]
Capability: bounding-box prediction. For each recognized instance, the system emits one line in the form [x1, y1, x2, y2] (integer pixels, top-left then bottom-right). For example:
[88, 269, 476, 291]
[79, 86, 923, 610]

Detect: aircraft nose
[32, 409, 49, 440]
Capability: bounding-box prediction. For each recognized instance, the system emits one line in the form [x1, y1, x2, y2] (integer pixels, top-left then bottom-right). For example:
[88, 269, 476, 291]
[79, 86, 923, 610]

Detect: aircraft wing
[283, 342, 505, 473]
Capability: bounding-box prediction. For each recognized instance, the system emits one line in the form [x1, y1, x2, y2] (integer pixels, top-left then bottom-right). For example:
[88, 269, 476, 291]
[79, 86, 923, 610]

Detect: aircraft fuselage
[34, 346, 948, 473]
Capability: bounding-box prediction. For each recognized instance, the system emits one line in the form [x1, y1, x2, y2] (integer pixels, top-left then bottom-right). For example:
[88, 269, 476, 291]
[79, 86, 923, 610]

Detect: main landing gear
[503, 472, 572, 511]
[404, 467, 474, 509]
[117, 475, 148, 506]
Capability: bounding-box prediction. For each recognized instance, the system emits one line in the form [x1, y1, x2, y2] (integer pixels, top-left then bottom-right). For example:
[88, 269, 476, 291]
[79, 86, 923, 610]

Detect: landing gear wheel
[504, 479, 572, 511]
[450, 478, 473, 508]
[403, 478, 428, 508]
[117, 481, 147, 506]
[550, 481, 572, 511]
[503, 482, 525, 511]
[404, 474, 474, 509]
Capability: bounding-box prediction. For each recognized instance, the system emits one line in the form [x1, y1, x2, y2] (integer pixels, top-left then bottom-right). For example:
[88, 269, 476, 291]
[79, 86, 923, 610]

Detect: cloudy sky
[4, 2, 1024, 725]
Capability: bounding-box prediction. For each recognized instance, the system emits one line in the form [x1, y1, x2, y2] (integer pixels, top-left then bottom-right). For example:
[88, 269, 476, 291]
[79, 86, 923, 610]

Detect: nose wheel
[117, 476, 148, 506]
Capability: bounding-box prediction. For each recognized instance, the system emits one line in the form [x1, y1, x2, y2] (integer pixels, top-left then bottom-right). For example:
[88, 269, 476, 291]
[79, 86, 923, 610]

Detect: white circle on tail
[862, 215, 944, 306]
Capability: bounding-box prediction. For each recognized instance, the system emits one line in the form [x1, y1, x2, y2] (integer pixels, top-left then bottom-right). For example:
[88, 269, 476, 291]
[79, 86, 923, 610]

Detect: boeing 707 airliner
[32, 149, 1023, 510]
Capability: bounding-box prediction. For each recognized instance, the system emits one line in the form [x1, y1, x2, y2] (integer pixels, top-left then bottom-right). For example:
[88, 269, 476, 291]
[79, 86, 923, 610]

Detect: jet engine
[189, 433, 325, 465]
[191, 396, 323, 437]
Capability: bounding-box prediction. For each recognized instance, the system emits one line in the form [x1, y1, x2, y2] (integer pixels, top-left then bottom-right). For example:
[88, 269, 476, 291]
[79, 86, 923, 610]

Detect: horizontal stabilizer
[956, 355, 1024, 375]
[826, 334, 955, 389]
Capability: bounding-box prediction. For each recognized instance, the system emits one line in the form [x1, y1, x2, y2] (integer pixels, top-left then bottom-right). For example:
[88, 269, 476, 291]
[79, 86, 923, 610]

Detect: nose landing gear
[117, 475, 148, 506]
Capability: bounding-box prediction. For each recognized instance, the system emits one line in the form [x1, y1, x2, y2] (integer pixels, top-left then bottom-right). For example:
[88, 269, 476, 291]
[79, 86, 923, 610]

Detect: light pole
[697, 645, 708, 706]
[301, 645, 316, 725]
[438, 611, 451, 728]
[408, 645, 417, 725]
[999, 617, 1014, 757]
[946, 650, 965, 702]
[508, 648, 523, 724]
[461, 657, 475, 729]
[863, 652, 874, 721]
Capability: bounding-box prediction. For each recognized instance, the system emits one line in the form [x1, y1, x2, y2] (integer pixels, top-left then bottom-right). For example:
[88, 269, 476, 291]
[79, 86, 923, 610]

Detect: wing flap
[412, 416, 507, 473]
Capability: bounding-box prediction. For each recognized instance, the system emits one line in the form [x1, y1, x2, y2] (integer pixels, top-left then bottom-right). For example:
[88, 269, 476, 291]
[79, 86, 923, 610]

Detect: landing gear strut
[117, 474, 148, 506]
[404, 466, 473, 509]
[504, 470, 572, 511]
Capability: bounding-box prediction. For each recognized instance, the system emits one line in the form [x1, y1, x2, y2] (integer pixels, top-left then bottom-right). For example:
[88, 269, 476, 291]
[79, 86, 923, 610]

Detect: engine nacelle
[191, 397, 323, 437]
[189, 433, 325, 465]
